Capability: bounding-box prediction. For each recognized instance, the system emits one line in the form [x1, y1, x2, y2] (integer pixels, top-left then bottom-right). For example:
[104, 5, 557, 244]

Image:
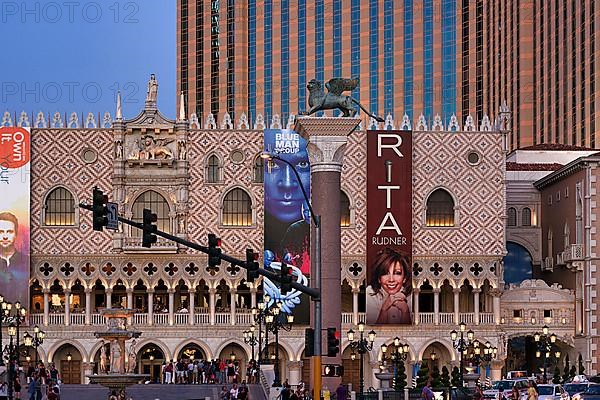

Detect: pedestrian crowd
[159, 358, 262, 385]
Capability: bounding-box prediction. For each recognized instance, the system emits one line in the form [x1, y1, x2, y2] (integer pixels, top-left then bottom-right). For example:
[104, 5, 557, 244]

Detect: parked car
[450, 386, 475, 400]
[565, 383, 596, 400]
[537, 384, 570, 400]
[579, 385, 600, 400]
[484, 379, 535, 400]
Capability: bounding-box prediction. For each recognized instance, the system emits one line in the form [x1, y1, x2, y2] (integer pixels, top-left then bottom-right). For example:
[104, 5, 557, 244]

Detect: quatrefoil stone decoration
[185, 262, 199, 276]
[349, 262, 362, 276]
[450, 263, 463, 276]
[40, 263, 53, 276]
[413, 263, 423, 276]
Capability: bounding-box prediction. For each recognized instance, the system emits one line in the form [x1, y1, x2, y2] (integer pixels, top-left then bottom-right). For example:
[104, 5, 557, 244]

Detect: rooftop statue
[301, 78, 384, 122]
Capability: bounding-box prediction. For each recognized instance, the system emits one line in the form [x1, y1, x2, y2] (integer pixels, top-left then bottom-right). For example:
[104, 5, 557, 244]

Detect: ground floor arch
[51, 343, 83, 384]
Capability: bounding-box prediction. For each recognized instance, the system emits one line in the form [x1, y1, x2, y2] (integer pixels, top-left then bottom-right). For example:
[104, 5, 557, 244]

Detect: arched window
[222, 188, 252, 226]
[44, 187, 75, 226]
[425, 189, 455, 227]
[253, 155, 264, 183]
[340, 191, 351, 227]
[206, 154, 222, 183]
[132, 191, 171, 234]
[521, 207, 531, 226]
[507, 207, 517, 226]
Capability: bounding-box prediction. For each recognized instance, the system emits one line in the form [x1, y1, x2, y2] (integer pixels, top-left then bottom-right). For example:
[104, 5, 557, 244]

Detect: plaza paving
[58, 383, 266, 400]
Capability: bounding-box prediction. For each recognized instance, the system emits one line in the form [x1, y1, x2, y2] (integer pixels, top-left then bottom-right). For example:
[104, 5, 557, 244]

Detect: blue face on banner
[264, 147, 311, 223]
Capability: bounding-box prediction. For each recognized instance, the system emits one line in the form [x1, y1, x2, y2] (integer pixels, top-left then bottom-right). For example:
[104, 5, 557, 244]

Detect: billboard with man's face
[263, 129, 310, 316]
[366, 130, 413, 325]
[0, 127, 31, 311]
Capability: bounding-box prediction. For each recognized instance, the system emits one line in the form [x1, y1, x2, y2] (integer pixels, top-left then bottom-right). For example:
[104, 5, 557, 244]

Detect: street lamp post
[534, 326, 557, 383]
[450, 322, 474, 388]
[252, 294, 271, 366]
[347, 322, 376, 398]
[262, 152, 322, 398]
[381, 337, 409, 391]
[265, 302, 293, 387]
[24, 325, 45, 365]
[243, 325, 259, 362]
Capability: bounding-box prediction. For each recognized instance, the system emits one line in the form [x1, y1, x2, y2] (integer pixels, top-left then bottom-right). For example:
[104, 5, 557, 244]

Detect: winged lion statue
[300, 78, 384, 122]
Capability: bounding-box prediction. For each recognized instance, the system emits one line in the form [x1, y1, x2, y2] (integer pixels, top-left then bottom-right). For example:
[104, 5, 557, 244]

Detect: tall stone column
[230, 288, 237, 325]
[106, 288, 113, 310]
[127, 288, 134, 309]
[352, 287, 360, 325]
[189, 289, 195, 326]
[295, 117, 361, 390]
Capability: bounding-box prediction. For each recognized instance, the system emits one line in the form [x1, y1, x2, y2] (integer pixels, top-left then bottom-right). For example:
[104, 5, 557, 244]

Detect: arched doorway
[220, 343, 248, 383]
[506, 335, 570, 382]
[503, 242, 533, 285]
[178, 343, 206, 362]
[138, 344, 165, 383]
[53, 344, 82, 384]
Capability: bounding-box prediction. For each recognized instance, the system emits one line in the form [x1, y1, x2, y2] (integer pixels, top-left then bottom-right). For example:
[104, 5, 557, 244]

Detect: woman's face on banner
[264, 148, 310, 223]
[379, 261, 406, 295]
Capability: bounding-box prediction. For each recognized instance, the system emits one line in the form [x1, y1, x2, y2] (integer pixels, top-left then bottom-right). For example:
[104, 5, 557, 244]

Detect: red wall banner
[366, 130, 413, 325]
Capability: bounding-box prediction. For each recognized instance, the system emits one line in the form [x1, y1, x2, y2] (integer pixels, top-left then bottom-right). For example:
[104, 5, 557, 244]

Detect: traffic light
[304, 328, 315, 357]
[208, 234, 222, 267]
[246, 249, 260, 282]
[92, 188, 108, 231]
[280, 263, 293, 294]
[326, 327, 340, 357]
[142, 208, 158, 248]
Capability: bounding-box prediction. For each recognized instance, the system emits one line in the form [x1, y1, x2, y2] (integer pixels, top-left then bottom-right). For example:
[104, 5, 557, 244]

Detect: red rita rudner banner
[366, 130, 413, 325]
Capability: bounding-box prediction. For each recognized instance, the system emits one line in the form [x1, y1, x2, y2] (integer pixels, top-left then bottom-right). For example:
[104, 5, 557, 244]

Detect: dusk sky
[1, 1, 176, 121]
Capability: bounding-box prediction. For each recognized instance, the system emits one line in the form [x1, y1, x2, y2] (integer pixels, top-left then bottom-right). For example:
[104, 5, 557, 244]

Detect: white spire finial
[116, 91, 123, 121]
[178, 91, 186, 121]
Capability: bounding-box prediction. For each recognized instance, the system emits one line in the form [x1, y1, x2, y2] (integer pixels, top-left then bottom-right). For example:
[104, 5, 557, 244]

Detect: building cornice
[534, 155, 600, 190]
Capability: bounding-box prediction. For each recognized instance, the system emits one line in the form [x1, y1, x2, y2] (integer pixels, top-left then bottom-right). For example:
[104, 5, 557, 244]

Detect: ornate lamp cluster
[381, 337, 410, 391]
[534, 325, 559, 383]
[347, 322, 376, 396]
[250, 295, 293, 387]
[450, 322, 498, 387]
[0, 296, 29, 400]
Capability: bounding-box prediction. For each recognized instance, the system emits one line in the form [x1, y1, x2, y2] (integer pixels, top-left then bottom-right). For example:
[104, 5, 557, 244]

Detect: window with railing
[44, 187, 76, 226]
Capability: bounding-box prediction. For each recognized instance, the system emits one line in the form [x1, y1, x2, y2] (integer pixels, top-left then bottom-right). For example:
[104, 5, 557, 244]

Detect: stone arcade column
[295, 116, 360, 390]
[489, 360, 503, 381]
[288, 361, 303, 385]
[64, 288, 71, 326]
[43, 289, 50, 326]
[127, 288, 134, 309]
[230, 288, 237, 325]
[209, 288, 217, 325]
[147, 289, 154, 326]
[168, 289, 175, 326]
[453, 287, 461, 324]
[433, 288, 441, 325]
[413, 288, 420, 325]
[85, 288, 92, 325]
[352, 287, 360, 325]
[473, 288, 481, 325]
[106, 288, 113, 310]
[189, 289, 195, 326]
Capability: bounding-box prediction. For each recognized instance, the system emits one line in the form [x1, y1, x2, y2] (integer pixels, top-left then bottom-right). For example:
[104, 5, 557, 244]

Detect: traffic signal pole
[79, 202, 320, 299]
[313, 215, 322, 400]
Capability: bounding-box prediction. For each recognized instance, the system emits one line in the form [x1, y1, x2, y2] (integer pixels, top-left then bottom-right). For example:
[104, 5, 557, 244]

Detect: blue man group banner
[263, 129, 310, 315]
[366, 130, 413, 325]
[0, 127, 31, 312]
